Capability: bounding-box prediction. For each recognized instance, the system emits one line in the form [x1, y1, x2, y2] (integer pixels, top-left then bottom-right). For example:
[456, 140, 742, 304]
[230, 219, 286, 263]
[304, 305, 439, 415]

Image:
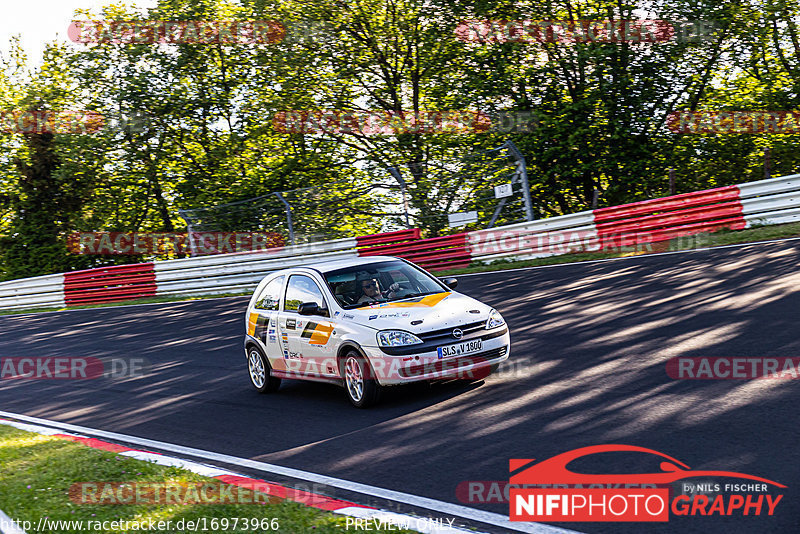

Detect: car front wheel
[341, 351, 381, 408]
[248, 346, 281, 393]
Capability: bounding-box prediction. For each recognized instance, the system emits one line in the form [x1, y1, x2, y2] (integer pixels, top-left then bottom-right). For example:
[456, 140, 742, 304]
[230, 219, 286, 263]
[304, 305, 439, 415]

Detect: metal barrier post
[505, 140, 535, 221]
[178, 209, 197, 256]
[387, 166, 412, 228]
[274, 192, 295, 245]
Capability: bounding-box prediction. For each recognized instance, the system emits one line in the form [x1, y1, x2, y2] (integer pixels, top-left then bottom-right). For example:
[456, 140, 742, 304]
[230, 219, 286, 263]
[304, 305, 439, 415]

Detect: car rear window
[255, 276, 283, 310]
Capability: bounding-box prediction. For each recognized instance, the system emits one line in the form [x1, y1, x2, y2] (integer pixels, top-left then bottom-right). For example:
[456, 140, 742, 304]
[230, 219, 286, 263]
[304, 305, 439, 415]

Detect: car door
[281, 274, 337, 378]
[250, 275, 285, 368]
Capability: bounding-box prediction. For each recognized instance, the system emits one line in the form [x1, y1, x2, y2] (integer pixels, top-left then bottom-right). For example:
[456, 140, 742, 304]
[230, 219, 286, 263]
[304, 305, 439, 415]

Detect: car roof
[287, 255, 402, 275]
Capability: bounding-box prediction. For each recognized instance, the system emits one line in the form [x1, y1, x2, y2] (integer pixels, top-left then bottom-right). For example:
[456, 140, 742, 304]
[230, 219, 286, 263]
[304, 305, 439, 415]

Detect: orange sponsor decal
[247, 312, 259, 337]
[308, 323, 334, 345]
[357, 292, 451, 310]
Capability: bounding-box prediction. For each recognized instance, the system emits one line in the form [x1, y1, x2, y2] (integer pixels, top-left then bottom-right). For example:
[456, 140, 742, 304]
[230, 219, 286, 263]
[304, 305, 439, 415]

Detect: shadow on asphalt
[2, 241, 800, 533]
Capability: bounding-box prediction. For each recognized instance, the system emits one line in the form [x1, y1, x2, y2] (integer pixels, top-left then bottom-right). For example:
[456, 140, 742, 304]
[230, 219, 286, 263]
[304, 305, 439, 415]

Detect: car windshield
[323, 260, 448, 309]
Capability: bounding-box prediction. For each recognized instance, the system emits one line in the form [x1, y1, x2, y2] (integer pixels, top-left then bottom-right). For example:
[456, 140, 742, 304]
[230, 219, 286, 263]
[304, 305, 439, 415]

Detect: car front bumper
[363, 328, 511, 386]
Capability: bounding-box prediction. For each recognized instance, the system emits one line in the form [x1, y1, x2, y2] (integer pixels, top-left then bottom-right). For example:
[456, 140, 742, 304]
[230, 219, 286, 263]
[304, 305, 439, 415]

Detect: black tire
[340, 351, 381, 408]
[247, 345, 281, 393]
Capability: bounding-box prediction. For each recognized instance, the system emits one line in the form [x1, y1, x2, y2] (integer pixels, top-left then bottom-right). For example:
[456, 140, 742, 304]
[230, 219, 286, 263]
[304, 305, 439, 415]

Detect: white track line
[0, 419, 78, 436]
[118, 450, 236, 477]
[0, 411, 579, 534]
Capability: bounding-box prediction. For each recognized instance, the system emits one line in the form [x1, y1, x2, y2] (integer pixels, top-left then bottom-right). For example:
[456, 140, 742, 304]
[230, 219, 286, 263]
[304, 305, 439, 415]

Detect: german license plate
[437, 339, 482, 359]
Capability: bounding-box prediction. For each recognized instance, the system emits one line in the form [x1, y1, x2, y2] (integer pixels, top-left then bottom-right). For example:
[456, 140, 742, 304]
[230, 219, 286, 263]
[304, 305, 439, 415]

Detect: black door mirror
[298, 302, 324, 316]
[442, 277, 458, 289]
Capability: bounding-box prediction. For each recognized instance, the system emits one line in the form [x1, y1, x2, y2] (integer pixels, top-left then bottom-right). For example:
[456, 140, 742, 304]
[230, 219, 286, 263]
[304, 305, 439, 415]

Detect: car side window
[284, 275, 327, 313]
[255, 276, 284, 310]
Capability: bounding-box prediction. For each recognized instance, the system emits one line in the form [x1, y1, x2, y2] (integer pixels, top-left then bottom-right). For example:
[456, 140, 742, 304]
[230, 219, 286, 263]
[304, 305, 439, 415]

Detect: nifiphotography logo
[509, 445, 785, 522]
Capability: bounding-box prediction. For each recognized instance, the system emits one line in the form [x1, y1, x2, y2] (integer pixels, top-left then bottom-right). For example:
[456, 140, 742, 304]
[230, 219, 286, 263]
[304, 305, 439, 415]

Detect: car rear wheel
[341, 351, 381, 408]
[248, 346, 281, 393]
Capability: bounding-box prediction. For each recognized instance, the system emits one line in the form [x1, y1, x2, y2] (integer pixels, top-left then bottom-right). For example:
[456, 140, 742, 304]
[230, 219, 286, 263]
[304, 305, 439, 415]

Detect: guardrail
[592, 186, 746, 251]
[468, 211, 597, 262]
[64, 264, 157, 306]
[152, 238, 359, 298]
[468, 174, 800, 263]
[740, 174, 800, 226]
[1, 173, 800, 311]
[355, 229, 420, 247]
[357, 229, 471, 270]
[0, 273, 65, 311]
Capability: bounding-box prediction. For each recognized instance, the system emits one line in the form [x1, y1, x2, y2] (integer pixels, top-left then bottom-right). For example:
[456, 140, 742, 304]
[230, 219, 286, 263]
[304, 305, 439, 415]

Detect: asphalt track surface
[1, 240, 800, 534]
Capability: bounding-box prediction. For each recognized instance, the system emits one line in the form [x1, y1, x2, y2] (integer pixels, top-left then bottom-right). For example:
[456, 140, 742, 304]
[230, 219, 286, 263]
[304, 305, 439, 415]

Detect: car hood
[344, 291, 493, 332]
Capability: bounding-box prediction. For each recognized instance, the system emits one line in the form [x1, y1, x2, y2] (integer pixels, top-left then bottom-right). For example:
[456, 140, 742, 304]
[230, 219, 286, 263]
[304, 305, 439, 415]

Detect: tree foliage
[0, 0, 799, 279]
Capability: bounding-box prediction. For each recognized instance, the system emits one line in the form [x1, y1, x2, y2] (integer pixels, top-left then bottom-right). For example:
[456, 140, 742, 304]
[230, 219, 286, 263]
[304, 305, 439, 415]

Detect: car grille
[398, 346, 508, 378]
[416, 320, 486, 343]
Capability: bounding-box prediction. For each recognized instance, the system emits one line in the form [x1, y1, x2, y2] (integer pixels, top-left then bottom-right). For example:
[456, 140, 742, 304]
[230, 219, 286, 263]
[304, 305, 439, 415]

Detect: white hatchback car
[244, 256, 510, 407]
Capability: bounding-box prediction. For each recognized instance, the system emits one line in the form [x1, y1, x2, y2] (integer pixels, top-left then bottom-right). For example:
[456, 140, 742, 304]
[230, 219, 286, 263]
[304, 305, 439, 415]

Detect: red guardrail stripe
[63, 274, 156, 289]
[65, 290, 158, 305]
[399, 248, 471, 262]
[64, 263, 156, 277]
[64, 263, 156, 306]
[64, 282, 157, 294]
[646, 218, 747, 242]
[356, 231, 470, 270]
[356, 228, 421, 247]
[600, 217, 747, 250]
[596, 202, 744, 234]
[358, 234, 468, 256]
[64, 283, 156, 299]
[66, 287, 156, 298]
[593, 186, 741, 223]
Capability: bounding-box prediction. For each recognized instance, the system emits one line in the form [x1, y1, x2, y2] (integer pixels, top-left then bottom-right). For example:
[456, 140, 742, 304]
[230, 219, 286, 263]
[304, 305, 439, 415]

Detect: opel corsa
[244, 256, 510, 407]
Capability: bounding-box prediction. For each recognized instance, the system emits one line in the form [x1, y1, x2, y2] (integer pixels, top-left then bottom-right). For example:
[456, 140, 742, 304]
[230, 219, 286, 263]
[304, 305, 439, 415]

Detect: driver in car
[357, 276, 400, 304]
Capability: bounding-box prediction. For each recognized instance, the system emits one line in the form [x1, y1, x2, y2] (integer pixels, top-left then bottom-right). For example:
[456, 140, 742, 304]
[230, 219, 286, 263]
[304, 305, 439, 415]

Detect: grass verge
[0, 425, 414, 534]
[3, 222, 800, 316]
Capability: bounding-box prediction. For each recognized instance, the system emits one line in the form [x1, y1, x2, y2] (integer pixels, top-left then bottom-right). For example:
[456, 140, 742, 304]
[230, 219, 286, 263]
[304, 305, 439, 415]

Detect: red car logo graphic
[510, 444, 785, 487]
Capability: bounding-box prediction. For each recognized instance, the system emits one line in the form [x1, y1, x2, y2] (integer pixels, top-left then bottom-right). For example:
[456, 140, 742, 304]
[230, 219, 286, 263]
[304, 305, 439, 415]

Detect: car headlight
[486, 309, 505, 329]
[377, 330, 423, 347]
